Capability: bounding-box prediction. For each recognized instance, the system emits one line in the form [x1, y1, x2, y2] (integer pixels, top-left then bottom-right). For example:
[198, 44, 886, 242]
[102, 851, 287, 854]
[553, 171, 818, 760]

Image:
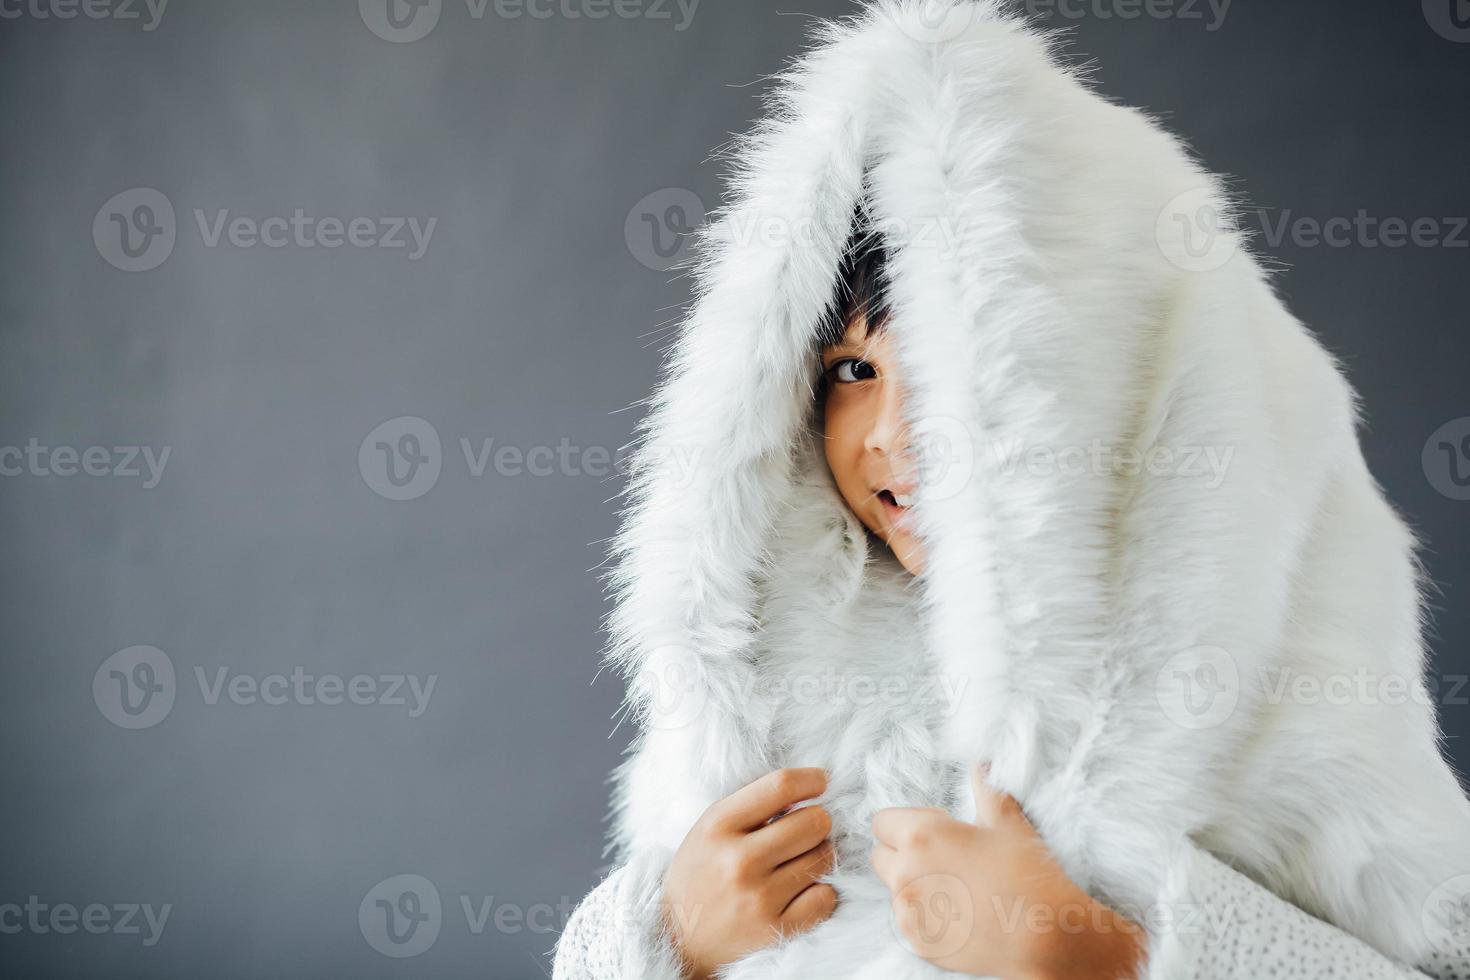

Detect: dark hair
[815, 223, 892, 351]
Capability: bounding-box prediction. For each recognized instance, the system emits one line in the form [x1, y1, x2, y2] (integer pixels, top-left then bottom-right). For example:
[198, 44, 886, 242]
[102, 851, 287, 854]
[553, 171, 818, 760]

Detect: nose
[863, 377, 909, 458]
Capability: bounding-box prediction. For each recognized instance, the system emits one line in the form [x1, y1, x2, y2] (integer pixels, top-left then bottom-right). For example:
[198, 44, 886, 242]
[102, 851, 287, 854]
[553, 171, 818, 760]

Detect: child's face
[819, 312, 925, 576]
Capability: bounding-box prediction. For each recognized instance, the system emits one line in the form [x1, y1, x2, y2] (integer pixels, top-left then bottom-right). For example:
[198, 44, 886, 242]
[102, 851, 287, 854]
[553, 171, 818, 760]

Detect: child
[554, 3, 1470, 977]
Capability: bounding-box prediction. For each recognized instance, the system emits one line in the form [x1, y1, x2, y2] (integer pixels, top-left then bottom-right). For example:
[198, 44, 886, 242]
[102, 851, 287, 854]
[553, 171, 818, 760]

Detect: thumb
[970, 761, 1011, 828]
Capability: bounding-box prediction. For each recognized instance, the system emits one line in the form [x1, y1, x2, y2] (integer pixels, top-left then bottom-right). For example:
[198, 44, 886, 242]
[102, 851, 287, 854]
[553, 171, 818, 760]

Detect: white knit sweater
[552, 845, 1470, 979]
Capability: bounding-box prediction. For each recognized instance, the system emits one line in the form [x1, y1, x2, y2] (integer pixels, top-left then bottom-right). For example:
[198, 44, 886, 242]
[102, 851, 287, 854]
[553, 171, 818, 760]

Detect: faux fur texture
[596, 1, 1470, 976]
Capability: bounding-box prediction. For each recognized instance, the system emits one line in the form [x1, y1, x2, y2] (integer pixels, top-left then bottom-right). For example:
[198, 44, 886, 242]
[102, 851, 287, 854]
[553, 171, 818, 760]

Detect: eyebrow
[821, 331, 865, 350]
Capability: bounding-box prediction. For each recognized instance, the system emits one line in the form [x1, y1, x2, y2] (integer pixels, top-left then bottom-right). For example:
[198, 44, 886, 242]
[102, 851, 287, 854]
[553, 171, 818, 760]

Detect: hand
[870, 764, 1146, 980]
[661, 767, 839, 980]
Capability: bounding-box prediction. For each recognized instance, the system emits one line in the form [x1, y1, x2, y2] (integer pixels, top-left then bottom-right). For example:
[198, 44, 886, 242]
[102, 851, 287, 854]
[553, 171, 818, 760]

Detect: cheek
[823, 400, 866, 498]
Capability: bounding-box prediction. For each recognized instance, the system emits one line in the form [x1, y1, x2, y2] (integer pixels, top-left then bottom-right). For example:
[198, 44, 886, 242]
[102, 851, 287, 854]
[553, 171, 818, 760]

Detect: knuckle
[696, 801, 725, 832]
[718, 848, 750, 886]
[732, 888, 766, 922]
[934, 821, 964, 845]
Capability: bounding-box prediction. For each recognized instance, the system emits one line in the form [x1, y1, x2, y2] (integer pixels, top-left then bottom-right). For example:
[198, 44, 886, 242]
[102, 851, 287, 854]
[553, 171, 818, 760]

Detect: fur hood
[598, 0, 1470, 973]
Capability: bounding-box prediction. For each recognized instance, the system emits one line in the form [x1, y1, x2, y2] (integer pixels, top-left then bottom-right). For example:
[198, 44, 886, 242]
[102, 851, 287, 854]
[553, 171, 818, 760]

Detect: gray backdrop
[1, 1, 1466, 977]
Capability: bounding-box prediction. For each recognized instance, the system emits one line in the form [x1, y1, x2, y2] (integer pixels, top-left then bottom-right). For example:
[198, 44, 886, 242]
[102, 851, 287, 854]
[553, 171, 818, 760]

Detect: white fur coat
[555, 2, 1470, 977]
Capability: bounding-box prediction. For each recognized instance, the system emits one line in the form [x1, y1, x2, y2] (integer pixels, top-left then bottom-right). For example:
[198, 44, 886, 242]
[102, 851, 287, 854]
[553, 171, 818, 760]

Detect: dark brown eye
[828, 358, 877, 383]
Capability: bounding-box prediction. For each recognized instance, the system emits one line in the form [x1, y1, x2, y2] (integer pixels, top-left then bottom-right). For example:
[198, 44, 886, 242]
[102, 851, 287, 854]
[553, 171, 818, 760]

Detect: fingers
[746, 802, 831, 869]
[771, 839, 836, 904]
[776, 881, 838, 936]
[969, 762, 1025, 829]
[870, 805, 949, 848]
[711, 768, 827, 833]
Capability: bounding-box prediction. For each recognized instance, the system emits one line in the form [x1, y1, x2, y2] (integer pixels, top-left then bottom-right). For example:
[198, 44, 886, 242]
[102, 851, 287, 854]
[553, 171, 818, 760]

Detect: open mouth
[877, 488, 915, 525]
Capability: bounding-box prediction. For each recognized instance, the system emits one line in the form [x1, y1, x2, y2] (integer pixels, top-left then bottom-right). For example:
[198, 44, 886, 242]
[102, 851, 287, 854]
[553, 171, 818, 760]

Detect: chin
[883, 533, 924, 576]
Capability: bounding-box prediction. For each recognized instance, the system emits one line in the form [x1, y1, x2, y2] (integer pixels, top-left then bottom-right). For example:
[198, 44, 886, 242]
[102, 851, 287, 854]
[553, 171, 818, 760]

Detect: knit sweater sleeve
[551, 839, 1470, 979]
[551, 846, 690, 980]
[1137, 840, 1470, 980]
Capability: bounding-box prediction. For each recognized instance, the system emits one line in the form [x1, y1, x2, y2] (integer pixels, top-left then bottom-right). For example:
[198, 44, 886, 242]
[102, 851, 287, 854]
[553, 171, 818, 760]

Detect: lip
[875, 487, 916, 531]
[886, 481, 917, 498]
